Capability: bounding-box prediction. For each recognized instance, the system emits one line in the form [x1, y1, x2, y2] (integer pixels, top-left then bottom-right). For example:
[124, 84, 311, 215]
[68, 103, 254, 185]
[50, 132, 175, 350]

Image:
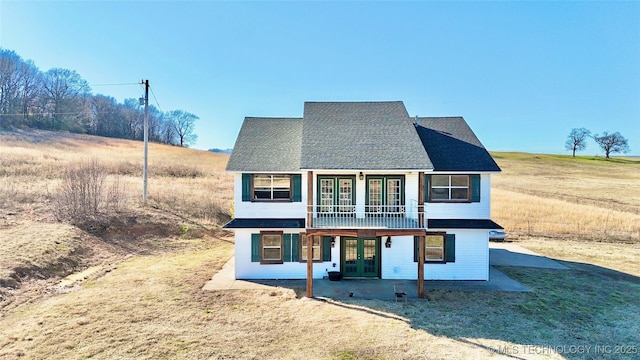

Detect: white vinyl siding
[425, 174, 491, 219]
[234, 173, 308, 219]
[380, 231, 489, 280]
[234, 230, 332, 279]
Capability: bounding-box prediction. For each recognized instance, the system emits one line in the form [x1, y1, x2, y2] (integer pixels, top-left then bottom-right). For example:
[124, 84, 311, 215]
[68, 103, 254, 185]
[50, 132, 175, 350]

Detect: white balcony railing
[308, 201, 424, 229]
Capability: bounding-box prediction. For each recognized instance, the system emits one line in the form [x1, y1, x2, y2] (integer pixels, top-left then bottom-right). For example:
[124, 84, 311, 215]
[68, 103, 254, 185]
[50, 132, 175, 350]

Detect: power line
[149, 85, 163, 113]
[90, 82, 139, 87]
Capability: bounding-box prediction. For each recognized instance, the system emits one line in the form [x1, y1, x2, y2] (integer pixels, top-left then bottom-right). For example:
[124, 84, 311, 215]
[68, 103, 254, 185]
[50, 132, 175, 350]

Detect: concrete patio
[203, 242, 569, 300]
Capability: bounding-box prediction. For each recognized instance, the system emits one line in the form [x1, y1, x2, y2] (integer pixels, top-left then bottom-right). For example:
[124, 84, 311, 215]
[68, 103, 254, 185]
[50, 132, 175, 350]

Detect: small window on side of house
[430, 175, 470, 201]
[261, 231, 283, 264]
[300, 234, 322, 262]
[253, 175, 291, 201]
[425, 234, 444, 262]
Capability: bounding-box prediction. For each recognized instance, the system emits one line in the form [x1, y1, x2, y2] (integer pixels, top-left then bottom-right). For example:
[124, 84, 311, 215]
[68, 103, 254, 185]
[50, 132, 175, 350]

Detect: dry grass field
[1, 130, 639, 359]
[491, 152, 640, 242]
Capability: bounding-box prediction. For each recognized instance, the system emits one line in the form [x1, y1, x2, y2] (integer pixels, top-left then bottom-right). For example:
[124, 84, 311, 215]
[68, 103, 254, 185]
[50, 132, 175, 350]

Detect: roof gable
[300, 102, 432, 170]
[226, 117, 302, 172]
[416, 117, 501, 172]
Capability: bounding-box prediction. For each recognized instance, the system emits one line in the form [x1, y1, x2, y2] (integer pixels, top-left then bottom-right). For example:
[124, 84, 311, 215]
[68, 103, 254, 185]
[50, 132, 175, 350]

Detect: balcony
[308, 201, 424, 229]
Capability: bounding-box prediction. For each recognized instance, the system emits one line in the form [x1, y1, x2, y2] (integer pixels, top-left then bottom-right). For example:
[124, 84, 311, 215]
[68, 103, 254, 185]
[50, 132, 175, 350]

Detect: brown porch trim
[306, 234, 314, 298]
[418, 235, 425, 298]
[375, 229, 427, 237]
[305, 229, 359, 237]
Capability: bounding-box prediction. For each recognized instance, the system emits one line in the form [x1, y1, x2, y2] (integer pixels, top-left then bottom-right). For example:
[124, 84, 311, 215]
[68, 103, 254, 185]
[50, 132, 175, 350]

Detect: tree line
[565, 128, 630, 158]
[0, 48, 197, 147]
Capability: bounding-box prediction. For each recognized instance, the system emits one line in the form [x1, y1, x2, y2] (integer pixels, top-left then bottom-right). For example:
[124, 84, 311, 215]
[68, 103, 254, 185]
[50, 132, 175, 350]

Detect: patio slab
[202, 243, 572, 299]
[489, 242, 569, 270]
[203, 260, 531, 300]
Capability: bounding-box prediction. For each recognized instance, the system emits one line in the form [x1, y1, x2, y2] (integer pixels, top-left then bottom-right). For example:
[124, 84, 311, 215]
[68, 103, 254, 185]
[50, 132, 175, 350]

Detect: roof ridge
[416, 116, 463, 119]
[304, 100, 404, 104]
[244, 116, 303, 120]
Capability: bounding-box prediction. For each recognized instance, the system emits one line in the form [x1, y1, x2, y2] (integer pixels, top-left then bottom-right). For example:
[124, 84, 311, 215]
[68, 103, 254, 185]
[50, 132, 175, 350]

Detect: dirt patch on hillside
[0, 208, 226, 313]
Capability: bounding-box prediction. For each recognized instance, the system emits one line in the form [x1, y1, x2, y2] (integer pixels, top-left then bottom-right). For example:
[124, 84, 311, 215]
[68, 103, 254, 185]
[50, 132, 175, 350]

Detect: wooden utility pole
[142, 79, 149, 204]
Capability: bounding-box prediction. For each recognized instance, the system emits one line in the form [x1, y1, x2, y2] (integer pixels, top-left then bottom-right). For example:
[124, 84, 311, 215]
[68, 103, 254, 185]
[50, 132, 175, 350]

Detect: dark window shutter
[445, 234, 456, 262]
[283, 234, 292, 262]
[424, 175, 430, 203]
[413, 236, 419, 262]
[242, 173, 252, 201]
[251, 233, 260, 262]
[292, 174, 302, 202]
[291, 234, 300, 262]
[471, 175, 481, 202]
[322, 236, 332, 261]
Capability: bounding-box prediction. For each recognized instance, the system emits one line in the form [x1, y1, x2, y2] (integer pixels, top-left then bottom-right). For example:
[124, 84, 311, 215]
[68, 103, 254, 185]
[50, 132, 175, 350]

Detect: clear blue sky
[1, 1, 638, 155]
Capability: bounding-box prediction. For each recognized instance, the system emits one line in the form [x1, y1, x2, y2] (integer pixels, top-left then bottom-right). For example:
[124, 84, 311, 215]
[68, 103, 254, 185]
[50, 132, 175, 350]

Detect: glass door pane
[368, 178, 382, 214]
[387, 179, 402, 215]
[362, 239, 378, 275]
[343, 238, 358, 276]
[338, 178, 353, 214]
[319, 178, 334, 213]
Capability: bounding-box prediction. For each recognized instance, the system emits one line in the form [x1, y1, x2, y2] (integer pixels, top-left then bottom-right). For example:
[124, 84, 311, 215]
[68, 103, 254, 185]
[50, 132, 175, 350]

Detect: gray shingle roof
[416, 117, 501, 172]
[300, 102, 432, 170]
[428, 219, 503, 229]
[226, 103, 500, 173]
[223, 218, 306, 229]
[226, 117, 303, 172]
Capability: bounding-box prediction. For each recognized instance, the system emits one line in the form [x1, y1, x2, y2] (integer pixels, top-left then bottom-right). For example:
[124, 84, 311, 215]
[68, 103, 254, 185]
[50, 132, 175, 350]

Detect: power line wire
[149, 85, 163, 113]
[90, 82, 140, 87]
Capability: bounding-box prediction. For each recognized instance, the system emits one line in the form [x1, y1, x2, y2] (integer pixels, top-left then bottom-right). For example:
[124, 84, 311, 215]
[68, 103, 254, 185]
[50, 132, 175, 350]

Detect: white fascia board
[301, 168, 434, 173]
[429, 171, 500, 174]
[234, 170, 304, 174]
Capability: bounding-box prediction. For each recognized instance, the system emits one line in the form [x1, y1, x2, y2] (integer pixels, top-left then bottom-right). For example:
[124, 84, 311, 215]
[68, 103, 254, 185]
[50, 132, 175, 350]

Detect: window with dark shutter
[251, 233, 260, 262]
[445, 234, 456, 262]
[242, 174, 252, 202]
[322, 236, 332, 261]
[414, 233, 455, 263]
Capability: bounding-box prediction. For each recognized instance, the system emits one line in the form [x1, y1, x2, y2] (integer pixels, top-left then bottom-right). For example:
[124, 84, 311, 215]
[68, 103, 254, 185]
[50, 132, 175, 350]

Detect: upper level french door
[318, 176, 355, 215]
[366, 176, 404, 216]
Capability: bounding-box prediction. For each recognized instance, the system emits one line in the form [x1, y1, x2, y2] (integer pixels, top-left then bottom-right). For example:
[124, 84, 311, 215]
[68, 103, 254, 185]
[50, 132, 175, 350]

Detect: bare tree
[0, 50, 44, 128]
[565, 128, 591, 157]
[90, 94, 126, 137]
[166, 109, 198, 147]
[160, 116, 178, 145]
[0, 49, 24, 127]
[17, 59, 42, 126]
[594, 131, 630, 159]
[122, 98, 143, 140]
[42, 68, 90, 130]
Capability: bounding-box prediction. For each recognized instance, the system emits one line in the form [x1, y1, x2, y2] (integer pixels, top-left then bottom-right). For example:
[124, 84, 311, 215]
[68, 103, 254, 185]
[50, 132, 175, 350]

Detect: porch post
[418, 235, 425, 298]
[306, 235, 314, 298]
[307, 171, 313, 228]
[418, 172, 425, 228]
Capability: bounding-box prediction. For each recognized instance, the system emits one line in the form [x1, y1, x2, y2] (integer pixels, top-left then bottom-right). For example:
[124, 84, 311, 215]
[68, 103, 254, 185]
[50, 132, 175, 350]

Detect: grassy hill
[491, 152, 640, 242]
[0, 129, 232, 308]
[1, 130, 638, 359]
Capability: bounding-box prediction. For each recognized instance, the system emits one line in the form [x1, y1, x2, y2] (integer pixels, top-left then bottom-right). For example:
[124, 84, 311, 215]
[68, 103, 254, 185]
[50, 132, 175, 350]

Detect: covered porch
[304, 170, 430, 298]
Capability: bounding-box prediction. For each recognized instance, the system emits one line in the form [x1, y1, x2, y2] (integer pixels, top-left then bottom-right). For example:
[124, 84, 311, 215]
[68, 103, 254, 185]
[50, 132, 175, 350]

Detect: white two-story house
[224, 101, 502, 296]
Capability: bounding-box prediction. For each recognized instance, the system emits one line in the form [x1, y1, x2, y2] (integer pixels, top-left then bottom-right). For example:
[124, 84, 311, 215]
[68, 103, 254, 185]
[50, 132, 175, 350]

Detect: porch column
[418, 172, 425, 228]
[418, 235, 425, 298]
[306, 235, 314, 298]
[307, 171, 313, 228]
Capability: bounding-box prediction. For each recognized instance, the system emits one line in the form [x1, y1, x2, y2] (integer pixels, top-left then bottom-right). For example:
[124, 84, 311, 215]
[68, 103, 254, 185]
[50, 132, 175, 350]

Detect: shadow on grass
[264, 260, 640, 359]
[379, 261, 638, 359]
